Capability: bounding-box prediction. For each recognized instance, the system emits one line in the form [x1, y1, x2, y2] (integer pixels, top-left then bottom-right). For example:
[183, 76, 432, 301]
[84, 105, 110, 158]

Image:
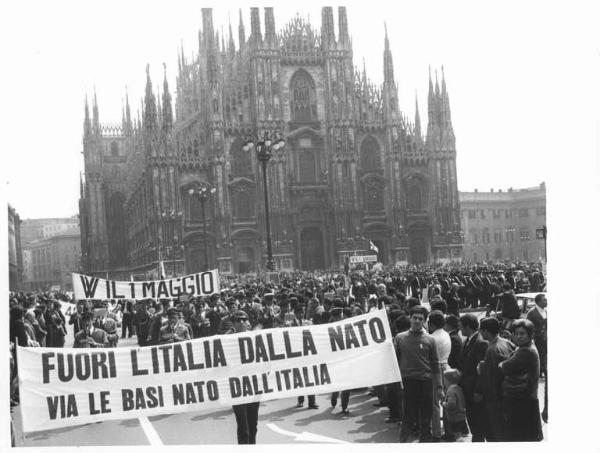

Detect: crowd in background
[9, 260, 546, 443]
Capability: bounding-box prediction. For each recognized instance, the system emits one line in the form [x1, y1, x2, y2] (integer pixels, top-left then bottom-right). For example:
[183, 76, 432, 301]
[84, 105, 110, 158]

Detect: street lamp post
[161, 209, 182, 277]
[188, 182, 216, 271]
[536, 225, 547, 261]
[243, 131, 285, 272]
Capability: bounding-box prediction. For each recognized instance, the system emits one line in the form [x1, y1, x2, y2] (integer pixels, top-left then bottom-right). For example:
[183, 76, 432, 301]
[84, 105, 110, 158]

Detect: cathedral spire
[238, 9, 246, 51]
[383, 22, 394, 83]
[84, 95, 91, 137]
[415, 91, 421, 140]
[338, 7, 349, 45]
[92, 88, 100, 135]
[250, 7, 262, 46]
[228, 14, 235, 54]
[321, 7, 335, 48]
[264, 7, 276, 47]
[162, 63, 173, 132]
[202, 8, 218, 84]
[144, 64, 158, 131]
[125, 87, 132, 133]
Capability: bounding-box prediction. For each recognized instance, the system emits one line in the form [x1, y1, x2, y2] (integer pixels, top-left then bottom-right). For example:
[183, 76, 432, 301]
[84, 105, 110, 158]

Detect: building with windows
[79, 7, 462, 277]
[23, 228, 81, 291]
[8, 205, 23, 291]
[459, 183, 546, 263]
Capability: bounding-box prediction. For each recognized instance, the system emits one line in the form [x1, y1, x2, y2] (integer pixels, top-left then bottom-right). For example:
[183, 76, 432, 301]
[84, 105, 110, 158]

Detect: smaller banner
[72, 270, 220, 300]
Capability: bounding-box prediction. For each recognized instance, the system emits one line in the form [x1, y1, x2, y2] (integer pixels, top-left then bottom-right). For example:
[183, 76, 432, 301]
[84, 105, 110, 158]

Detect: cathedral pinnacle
[144, 64, 158, 131]
[162, 63, 173, 132]
[239, 9, 246, 51]
[415, 91, 422, 140]
[383, 23, 394, 83]
[84, 95, 91, 137]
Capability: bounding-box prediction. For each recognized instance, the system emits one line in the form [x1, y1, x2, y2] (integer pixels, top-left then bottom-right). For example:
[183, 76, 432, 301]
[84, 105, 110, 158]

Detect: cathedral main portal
[299, 226, 325, 270]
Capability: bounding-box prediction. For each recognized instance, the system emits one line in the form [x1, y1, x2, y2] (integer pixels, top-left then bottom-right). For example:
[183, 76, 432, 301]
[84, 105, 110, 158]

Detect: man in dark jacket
[498, 284, 521, 320]
[477, 317, 516, 441]
[458, 314, 489, 442]
[444, 314, 463, 370]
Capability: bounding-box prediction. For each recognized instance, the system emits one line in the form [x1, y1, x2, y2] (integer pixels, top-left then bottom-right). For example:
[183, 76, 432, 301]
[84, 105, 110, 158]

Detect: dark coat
[458, 332, 488, 401]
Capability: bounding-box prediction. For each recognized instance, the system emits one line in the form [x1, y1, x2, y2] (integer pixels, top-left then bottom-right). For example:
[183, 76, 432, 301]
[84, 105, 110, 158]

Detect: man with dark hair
[73, 312, 108, 348]
[477, 317, 516, 441]
[429, 286, 447, 314]
[527, 293, 547, 422]
[395, 305, 442, 442]
[458, 314, 488, 442]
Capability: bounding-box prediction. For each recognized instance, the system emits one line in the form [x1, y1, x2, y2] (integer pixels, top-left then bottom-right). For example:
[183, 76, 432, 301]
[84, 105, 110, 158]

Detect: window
[494, 230, 502, 243]
[536, 206, 546, 216]
[299, 150, 317, 184]
[493, 209, 501, 219]
[230, 139, 253, 177]
[520, 230, 530, 241]
[407, 185, 423, 210]
[480, 210, 486, 219]
[505, 209, 512, 218]
[360, 136, 381, 172]
[468, 210, 476, 219]
[518, 208, 529, 218]
[470, 230, 478, 244]
[482, 228, 490, 244]
[506, 228, 515, 243]
[290, 70, 317, 122]
[233, 191, 255, 219]
[364, 183, 384, 212]
[110, 141, 119, 157]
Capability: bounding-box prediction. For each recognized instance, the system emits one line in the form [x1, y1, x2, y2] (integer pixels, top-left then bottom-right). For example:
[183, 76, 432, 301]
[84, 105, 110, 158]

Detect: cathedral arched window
[363, 182, 384, 212]
[230, 139, 253, 177]
[407, 185, 423, 210]
[107, 192, 127, 267]
[290, 70, 318, 122]
[232, 190, 255, 219]
[299, 150, 317, 184]
[360, 136, 381, 172]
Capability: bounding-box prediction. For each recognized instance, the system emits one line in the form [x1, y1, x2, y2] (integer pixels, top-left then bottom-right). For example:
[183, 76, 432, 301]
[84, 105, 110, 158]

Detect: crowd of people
[9, 261, 547, 444]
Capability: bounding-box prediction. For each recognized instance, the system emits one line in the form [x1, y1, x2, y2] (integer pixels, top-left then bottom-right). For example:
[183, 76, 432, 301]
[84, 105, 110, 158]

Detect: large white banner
[18, 309, 401, 432]
[71, 270, 220, 300]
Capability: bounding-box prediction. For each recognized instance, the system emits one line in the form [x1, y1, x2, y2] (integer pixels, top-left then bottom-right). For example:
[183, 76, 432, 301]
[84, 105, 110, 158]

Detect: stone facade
[8, 205, 23, 291]
[79, 7, 462, 278]
[459, 184, 547, 263]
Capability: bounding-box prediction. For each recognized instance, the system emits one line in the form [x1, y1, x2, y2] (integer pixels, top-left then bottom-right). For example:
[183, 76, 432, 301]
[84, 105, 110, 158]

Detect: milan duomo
[79, 6, 461, 279]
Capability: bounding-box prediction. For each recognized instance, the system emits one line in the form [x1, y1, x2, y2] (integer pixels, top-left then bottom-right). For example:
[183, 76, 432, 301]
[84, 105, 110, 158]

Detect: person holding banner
[229, 310, 261, 444]
[160, 309, 191, 344]
[73, 312, 109, 348]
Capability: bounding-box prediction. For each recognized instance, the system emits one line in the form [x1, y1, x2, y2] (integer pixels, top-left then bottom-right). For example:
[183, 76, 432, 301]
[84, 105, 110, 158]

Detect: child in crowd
[442, 368, 468, 441]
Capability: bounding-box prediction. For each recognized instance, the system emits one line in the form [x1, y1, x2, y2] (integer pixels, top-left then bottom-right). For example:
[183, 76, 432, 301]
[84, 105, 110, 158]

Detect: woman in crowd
[498, 318, 543, 441]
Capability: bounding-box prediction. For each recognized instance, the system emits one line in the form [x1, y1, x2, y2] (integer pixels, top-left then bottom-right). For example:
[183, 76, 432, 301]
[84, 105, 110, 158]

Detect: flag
[369, 240, 379, 254]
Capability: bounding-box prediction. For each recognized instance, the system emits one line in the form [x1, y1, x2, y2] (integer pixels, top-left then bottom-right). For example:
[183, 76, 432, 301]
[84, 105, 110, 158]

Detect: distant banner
[18, 309, 401, 432]
[71, 271, 220, 300]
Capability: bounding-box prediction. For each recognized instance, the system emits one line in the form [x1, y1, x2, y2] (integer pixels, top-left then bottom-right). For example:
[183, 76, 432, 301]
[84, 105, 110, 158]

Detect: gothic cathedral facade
[79, 7, 462, 278]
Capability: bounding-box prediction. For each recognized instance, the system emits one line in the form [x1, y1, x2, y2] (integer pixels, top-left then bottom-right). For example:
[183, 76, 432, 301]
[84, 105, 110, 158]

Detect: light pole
[188, 182, 216, 271]
[536, 225, 547, 261]
[161, 209, 182, 277]
[243, 130, 285, 271]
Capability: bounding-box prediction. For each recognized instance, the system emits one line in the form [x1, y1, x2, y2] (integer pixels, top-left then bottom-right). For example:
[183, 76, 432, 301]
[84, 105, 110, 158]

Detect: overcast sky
[2, 0, 597, 219]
